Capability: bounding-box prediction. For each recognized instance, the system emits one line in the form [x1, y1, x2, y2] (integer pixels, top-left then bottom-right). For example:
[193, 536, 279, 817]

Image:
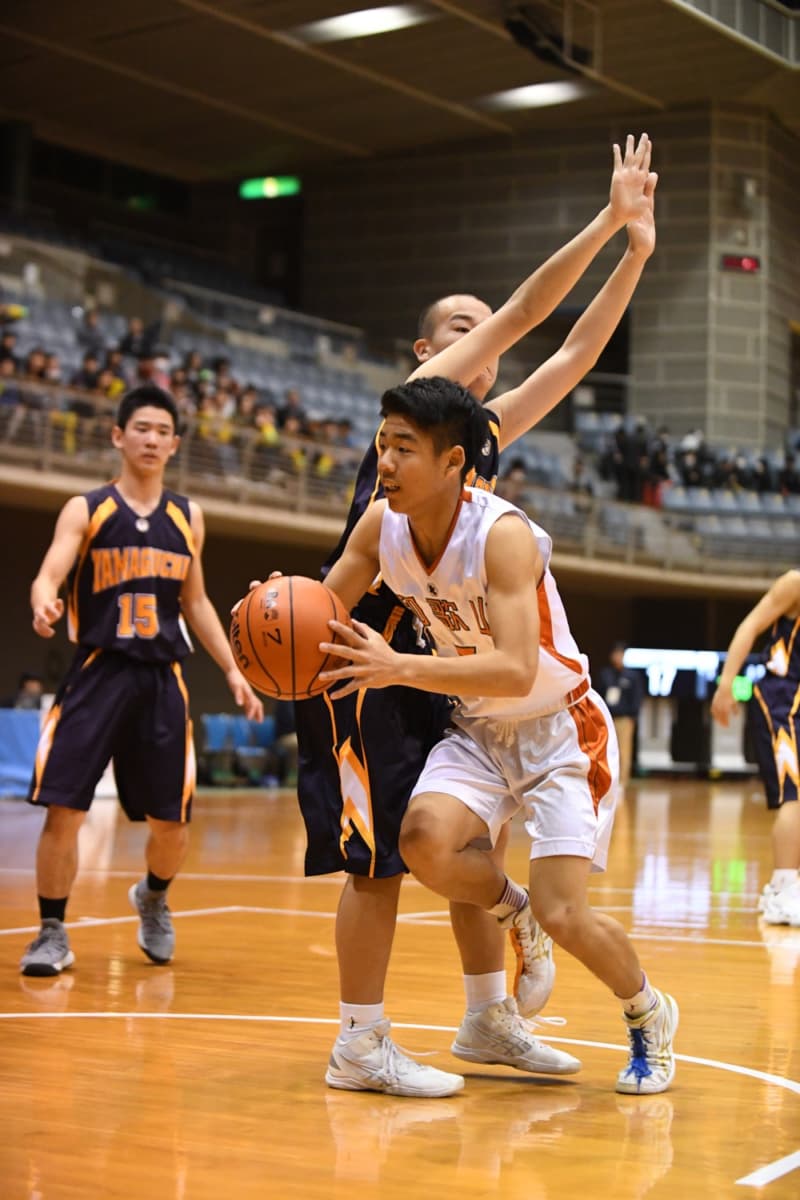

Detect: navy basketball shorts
[748, 681, 800, 809]
[28, 647, 195, 822]
[295, 683, 452, 878]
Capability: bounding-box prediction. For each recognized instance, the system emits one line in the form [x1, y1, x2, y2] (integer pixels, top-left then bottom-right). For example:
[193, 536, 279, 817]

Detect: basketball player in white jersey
[319, 376, 678, 1095]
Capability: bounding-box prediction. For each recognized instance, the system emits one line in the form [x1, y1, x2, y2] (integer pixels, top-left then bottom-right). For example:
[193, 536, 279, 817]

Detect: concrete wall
[302, 107, 800, 452]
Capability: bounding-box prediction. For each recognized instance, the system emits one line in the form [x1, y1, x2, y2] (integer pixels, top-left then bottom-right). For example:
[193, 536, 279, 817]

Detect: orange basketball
[229, 576, 351, 700]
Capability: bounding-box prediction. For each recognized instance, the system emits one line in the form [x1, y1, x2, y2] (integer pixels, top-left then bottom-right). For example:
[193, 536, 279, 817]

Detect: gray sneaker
[129, 881, 175, 964]
[451, 997, 581, 1075]
[326, 1020, 464, 1097]
[20, 919, 75, 977]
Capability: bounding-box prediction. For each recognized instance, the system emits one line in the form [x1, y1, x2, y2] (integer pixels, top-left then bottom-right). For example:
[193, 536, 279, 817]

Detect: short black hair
[416, 293, 487, 340]
[380, 376, 490, 481]
[115, 384, 179, 432]
[416, 298, 446, 340]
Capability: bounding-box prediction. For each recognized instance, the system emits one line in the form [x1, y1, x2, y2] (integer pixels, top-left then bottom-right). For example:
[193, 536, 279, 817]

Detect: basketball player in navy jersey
[292, 135, 657, 1096]
[319, 375, 678, 1096]
[711, 569, 800, 925]
[20, 384, 263, 977]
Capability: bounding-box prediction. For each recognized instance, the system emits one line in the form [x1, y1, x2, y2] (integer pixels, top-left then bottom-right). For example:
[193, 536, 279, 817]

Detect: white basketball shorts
[410, 687, 620, 871]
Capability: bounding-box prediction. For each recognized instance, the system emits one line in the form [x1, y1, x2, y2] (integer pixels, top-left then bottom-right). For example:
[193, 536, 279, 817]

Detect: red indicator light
[721, 254, 761, 273]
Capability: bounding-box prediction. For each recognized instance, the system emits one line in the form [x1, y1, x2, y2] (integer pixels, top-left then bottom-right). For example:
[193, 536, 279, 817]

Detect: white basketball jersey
[379, 487, 588, 719]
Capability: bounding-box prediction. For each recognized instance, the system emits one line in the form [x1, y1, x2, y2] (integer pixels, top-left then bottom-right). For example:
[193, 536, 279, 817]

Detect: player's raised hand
[32, 598, 64, 639]
[626, 171, 658, 259]
[226, 667, 264, 721]
[608, 133, 652, 226]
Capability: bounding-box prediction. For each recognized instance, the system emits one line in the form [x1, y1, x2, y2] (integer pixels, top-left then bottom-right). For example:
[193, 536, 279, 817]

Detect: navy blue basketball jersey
[749, 611, 800, 808]
[751, 610, 800, 726]
[66, 483, 195, 662]
[322, 410, 500, 645]
[758, 613, 800, 688]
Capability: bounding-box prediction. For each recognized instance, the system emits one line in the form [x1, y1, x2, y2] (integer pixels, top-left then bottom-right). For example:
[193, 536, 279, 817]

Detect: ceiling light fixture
[288, 5, 436, 45]
[477, 80, 594, 111]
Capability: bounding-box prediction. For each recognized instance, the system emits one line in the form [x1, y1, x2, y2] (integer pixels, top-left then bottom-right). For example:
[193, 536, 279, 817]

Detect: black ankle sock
[146, 871, 171, 893]
[39, 896, 67, 922]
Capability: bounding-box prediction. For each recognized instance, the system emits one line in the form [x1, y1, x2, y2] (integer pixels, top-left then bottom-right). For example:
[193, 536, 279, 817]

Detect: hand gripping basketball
[229, 575, 351, 700]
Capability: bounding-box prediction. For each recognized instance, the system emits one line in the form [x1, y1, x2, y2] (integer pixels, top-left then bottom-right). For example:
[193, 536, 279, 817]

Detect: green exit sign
[239, 176, 301, 199]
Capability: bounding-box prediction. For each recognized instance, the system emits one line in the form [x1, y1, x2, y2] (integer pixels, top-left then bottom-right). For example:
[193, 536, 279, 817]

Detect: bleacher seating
[3, 224, 799, 578]
[198, 713, 277, 786]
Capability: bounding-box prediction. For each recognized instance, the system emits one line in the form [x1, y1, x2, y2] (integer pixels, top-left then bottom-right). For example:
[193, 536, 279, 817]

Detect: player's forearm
[504, 205, 623, 333]
[560, 245, 648, 372]
[394, 647, 536, 698]
[184, 597, 240, 676]
[717, 624, 758, 689]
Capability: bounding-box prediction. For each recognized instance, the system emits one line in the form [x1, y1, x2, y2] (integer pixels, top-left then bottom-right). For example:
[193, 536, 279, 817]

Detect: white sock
[464, 970, 507, 1013]
[488, 877, 528, 919]
[770, 869, 798, 892]
[339, 1001, 384, 1040]
[619, 972, 658, 1019]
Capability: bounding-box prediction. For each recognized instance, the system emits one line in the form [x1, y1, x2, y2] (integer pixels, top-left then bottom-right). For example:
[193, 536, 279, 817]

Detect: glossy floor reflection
[1, 779, 799, 1199]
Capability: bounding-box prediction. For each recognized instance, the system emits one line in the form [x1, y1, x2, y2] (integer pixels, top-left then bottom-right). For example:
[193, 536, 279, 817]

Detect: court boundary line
[0, 904, 790, 951]
[0, 1010, 797, 1184]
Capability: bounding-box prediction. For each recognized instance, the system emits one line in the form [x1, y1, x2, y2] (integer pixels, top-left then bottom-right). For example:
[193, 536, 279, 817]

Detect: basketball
[229, 576, 351, 700]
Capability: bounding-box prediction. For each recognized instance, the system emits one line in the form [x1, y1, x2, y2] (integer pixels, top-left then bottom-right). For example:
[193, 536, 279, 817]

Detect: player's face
[112, 405, 179, 474]
[416, 295, 497, 400]
[378, 414, 463, 515]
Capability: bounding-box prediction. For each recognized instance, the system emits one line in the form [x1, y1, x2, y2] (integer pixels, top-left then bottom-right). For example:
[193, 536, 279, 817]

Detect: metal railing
[0, 380, 797, 577]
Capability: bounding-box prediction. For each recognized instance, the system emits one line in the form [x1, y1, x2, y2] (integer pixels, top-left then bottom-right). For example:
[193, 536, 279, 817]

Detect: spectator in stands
[214, 379, 238, 421]
[609, 424, 642, 502]
[20, 349, 51, 427]
[136, 348, 171, 391]
[678, 449, 705, 489]
[496, 455, 528, 505]
[643, 425, 671, 507]
[105, 347, 130, 386]
[183, 349, 204, 384]
[195, 368, 215, 402]
[23, 348, 48, 382]
[279, 413, 308, 475]
[95, 367, 126, 403]
[44, 353, 63, 384]
[234, 385, 260, 426]
[597, 642, 643, 788]
[677, 429, 714, 488]
[71, 351, 101, 392]
[172, 381, 196, 421]
[779, 452, 800, 496]
[336, 417, 358, 448]
[118, 316, 148, 359]
[730, 452, 754, 491]
[0, 328, 20, 368]
[0, 356, 23, 435]
[569, 454, 595, 513]
[751, 455, 774, 495]
[276, 387, 306, 431]
[170, 366, 189, 392]
[1, 671, 44, 710]
[250, 402, 282, 482]
[77, 308, 106, 357]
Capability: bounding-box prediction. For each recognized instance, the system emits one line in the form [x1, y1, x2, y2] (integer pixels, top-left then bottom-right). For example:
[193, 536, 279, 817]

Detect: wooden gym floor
[1, 778, 798, 1199]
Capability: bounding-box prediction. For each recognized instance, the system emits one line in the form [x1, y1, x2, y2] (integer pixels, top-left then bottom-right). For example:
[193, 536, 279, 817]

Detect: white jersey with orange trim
[378, 486, 588, 720]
